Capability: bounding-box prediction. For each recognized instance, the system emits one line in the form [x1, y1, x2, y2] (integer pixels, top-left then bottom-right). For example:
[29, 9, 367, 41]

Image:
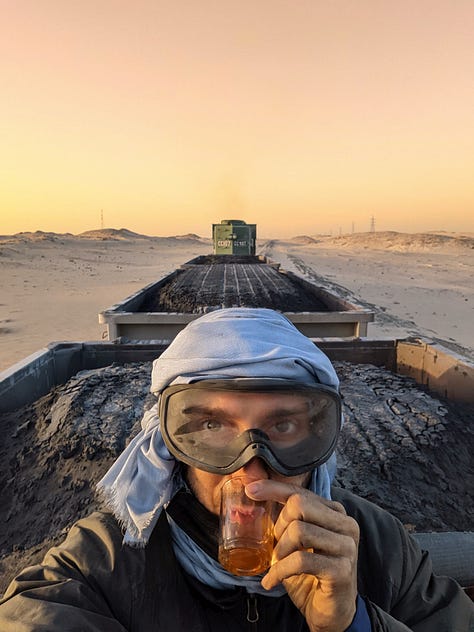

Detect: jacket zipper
[246, 593, 259, 630]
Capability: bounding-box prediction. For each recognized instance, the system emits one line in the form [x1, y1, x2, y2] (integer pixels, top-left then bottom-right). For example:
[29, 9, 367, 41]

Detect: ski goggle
[159, 379, 341, 476]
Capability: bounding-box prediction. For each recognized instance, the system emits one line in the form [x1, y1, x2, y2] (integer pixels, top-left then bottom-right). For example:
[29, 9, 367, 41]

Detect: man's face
[183, 390, 312, 515]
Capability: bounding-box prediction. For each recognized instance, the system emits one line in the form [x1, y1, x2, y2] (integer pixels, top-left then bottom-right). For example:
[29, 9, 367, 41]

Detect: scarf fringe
[96, 481, 153, 546]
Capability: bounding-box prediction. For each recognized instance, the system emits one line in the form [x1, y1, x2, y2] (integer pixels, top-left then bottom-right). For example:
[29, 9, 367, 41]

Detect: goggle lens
[160, 380, 341, 475]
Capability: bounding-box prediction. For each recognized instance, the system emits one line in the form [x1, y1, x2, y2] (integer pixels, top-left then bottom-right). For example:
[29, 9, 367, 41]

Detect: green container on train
[212, 219, 257, 255]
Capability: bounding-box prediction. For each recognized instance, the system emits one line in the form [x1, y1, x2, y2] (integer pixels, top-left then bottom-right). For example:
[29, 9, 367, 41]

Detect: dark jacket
[0, 488, 472, 631]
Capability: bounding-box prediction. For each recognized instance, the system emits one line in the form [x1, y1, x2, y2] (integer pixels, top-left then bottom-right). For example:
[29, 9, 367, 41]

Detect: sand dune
[1, 230, 473, 373]
[298, 231, 474, 253]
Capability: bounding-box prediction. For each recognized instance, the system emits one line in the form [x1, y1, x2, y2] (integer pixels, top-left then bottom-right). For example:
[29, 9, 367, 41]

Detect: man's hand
[246, 480, 360, 632]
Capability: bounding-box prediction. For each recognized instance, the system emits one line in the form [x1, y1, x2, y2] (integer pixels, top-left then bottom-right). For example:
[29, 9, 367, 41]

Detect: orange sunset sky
[1, 0, 473, 239]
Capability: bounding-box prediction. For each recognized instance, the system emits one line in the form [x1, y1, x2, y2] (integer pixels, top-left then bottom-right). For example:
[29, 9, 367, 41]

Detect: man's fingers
[245, 479, 311, 504]
[246, 479, 356, 541]
[245, 479, 344, 515]
[261, 549, 355, 591]
[272, 520, 358, 563]
[274, 491, 355, 540]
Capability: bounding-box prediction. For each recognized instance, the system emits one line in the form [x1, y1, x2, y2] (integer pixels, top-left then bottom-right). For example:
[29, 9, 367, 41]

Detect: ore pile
[0, 363, 155, 593]
[334, 363, 474, 531]
[139, 262, 329, 313]
[1, 361, 473, 593]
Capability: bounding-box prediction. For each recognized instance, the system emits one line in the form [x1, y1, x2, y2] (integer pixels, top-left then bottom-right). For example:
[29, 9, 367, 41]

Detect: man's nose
[234, 457, 269, 481]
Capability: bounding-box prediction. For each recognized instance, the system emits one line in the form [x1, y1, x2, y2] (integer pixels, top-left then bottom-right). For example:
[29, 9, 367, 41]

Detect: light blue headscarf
[97, 308, 340, 592]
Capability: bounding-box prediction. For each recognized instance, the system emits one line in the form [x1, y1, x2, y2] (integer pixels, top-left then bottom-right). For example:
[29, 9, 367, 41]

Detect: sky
[1, 0, 473, 239]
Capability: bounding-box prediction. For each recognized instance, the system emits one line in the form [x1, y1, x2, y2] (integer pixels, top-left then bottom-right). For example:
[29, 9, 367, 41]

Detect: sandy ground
[0, 230, 211, 372]
[259, 233, 474, 360]
[1, 229, 473, 374]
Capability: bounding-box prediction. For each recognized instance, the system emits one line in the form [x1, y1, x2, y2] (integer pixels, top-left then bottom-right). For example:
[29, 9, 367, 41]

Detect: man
[0, 308, 472, 630]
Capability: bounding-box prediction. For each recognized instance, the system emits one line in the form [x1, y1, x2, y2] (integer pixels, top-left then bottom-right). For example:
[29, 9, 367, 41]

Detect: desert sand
[260, 232, 474, 360]
[0, 230, 210, 372]
[1, 228, 473, 373]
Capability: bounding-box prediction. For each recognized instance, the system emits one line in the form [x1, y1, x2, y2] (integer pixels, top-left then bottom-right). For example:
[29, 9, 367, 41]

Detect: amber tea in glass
[218, 478, 274, 576]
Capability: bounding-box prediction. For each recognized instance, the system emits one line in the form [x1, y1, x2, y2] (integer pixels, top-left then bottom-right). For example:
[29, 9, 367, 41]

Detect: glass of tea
[218, 477, 275, 576]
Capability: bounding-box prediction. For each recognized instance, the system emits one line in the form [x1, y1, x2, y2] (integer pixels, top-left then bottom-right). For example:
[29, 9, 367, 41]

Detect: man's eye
[202, 419, 222, 432]
[272, 420, 295, 434]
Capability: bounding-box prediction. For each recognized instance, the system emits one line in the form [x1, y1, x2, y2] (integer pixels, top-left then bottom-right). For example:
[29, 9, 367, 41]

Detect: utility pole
[101, 209, 104, 230]
[370, 215, 375, 233]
